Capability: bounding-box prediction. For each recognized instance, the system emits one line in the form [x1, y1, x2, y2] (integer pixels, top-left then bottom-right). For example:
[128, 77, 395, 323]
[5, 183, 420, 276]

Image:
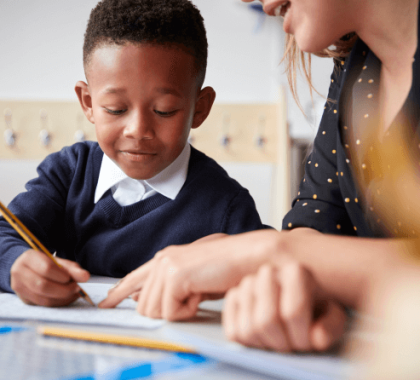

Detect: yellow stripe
[38, 326, 195, 353]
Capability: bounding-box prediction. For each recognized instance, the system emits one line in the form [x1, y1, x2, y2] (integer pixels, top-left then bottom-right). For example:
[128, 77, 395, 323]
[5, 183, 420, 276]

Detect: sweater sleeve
[221, 189, 273, 234]
[0, 147, 75, 293]
[282, 62, 356, 236]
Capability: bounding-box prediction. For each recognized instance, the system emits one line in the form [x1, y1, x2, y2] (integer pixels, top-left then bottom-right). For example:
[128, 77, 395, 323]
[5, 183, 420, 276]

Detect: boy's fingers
[26, 268, 80, 298]
[11, 250, 77, 294]
[19, 284, 80, 307]
[16, 250, 72, 284]
[12, 264, 81, 306]
[30, 291, 80, 307]
[310, 300, 347, 351]
[56, 258, 90, 282]
[63, 265, 90, 283]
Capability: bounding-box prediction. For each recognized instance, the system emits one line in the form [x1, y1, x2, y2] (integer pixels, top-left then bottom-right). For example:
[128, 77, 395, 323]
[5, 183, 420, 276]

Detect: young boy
[0, 0, 269, 306]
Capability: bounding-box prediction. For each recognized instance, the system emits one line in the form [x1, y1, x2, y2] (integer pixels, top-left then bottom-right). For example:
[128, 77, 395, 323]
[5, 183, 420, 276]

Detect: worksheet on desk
[0, 283, 164, 329]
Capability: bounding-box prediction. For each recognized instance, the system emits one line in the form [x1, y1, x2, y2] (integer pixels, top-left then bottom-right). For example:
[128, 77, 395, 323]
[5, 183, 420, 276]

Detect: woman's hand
[223, 263, 347, 352]
[99, 230, 282, 319]
[10, 249, 90, 307]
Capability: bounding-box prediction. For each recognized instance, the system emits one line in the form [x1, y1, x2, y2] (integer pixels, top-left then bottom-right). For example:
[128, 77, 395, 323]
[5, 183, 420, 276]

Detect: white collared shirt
[94, 144, 191, 206]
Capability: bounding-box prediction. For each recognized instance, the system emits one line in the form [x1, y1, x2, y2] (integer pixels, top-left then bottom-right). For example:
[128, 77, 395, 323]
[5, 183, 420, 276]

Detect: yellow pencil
[37, 326, 196, 353]
[0, 201, 94, 306]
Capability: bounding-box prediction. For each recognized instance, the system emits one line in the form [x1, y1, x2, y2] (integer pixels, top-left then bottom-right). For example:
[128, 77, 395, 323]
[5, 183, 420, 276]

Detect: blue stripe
[0, 325, 27, 335]
[68, 353, 211, 380]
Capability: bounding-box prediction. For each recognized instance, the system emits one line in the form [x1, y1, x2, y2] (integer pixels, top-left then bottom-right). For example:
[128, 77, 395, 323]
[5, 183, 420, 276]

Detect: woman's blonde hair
[282, 33, 358, 111]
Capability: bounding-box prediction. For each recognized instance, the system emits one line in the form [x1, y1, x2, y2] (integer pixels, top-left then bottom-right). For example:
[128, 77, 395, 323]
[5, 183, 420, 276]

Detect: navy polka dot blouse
[282, 7, 420, 238]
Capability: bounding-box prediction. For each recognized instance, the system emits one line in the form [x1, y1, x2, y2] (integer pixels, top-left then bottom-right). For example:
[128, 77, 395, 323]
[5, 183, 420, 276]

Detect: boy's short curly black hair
[83, 0, 208, 88]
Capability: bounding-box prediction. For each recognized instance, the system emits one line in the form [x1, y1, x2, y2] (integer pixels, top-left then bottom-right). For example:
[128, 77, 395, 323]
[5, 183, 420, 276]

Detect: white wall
[0, 0, 334, 225]
[0, 0, 333, 138]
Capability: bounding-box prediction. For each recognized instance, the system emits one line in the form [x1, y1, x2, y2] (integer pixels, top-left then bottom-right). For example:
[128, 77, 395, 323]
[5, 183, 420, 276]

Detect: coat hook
[220, 113, 231, 147]
[255, 114, 267, 148]
[4, 108, 16, 147]
[39, 109, 51, 147]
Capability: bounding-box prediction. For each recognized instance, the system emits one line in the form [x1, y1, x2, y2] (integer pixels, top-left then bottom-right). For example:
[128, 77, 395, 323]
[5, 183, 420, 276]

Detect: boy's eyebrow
[102, 87, 126, 94]
[155, 87, 182, 98]
[101, 87, 182, 97]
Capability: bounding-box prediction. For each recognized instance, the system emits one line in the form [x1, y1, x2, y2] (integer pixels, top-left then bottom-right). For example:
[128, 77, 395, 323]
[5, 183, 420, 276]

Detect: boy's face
[77, 43, 213, 180]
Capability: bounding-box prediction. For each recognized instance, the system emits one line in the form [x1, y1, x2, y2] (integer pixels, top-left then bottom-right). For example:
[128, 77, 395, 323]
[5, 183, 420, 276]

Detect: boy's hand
[10, 249, 90, 307]
[223, 263, 347, 352]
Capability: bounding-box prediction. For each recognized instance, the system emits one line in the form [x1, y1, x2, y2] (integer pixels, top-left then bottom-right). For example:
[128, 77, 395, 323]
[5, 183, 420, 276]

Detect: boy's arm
[221, 189, 273, 234]
[0, 224, 29, 292]
[0, 146, 78, 293]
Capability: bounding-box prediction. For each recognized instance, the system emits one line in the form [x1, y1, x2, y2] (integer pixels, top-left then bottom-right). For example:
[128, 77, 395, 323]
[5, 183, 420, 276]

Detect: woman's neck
[356, 0, 418, 75]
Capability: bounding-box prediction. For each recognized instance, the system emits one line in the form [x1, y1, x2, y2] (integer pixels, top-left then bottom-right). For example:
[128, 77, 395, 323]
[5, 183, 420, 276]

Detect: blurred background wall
[0, 0, 334, 226]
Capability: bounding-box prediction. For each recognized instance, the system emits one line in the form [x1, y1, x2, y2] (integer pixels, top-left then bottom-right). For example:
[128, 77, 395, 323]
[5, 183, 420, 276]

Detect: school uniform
[0, 142, 268, 293]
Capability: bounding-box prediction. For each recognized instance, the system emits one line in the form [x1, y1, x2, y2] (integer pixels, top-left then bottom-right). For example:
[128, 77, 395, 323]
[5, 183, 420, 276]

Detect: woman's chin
[294, 34, 331, 54]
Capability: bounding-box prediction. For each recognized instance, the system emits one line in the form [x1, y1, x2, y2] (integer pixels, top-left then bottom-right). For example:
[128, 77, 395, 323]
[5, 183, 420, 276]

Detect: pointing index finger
[98, 263, 151, 308]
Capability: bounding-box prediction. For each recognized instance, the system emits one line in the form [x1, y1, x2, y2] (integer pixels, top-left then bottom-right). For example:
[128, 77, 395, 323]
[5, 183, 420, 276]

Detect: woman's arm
[280, 228, 409, 309]
[99, 227, 407, 317]
[99, 230, 279, 316]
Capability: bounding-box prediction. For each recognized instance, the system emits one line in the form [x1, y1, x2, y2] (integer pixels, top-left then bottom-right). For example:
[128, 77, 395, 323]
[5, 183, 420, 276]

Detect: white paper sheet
[166, 327, 352, 380]
[0, 283, 164, 329]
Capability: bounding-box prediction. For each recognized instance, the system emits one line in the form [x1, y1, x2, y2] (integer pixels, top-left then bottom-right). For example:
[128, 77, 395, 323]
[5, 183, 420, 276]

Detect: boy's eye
[154, 110, 177, 117]
[104, 108, 127, 115]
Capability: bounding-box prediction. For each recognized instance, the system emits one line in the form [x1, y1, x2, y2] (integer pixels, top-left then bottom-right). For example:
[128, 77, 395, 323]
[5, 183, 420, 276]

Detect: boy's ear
[75, 81, 95, 124]
[191, 86, 216, 130]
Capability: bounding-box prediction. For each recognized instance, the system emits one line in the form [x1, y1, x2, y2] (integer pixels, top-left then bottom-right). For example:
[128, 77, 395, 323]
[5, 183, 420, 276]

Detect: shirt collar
[94, 143, 191, 203]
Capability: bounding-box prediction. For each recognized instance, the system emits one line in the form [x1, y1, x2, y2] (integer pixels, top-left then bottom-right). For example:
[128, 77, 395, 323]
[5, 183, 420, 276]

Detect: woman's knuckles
[281, 301, 308, 324]
[238, 322, 257, 343]
[254, 309, 278, 335]
[224, 322, 237, 341]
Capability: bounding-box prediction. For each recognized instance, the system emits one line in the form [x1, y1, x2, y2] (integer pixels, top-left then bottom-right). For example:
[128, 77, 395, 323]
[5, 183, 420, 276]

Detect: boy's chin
[119, 162, 166, 180]
[122, 167, 164, 181]
[125, 171, 158, 181]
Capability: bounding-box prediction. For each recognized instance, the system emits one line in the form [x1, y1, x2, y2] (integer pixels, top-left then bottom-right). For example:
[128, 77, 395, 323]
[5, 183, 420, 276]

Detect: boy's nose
[123, 111, 154, 140]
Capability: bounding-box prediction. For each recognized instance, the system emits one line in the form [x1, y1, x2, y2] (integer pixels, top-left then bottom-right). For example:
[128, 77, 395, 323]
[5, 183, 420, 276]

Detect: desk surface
[0, 277, 281, 380]
[0, 277, 351, 380]
[1, 319, 283, 380]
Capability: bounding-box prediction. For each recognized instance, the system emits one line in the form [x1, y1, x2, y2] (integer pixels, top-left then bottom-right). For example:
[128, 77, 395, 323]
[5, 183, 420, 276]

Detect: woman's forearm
[275, 228, 412, 308]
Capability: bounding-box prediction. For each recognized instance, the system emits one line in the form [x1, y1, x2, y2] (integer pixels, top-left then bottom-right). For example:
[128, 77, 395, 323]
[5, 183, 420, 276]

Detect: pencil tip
[79, 290, 95, 306]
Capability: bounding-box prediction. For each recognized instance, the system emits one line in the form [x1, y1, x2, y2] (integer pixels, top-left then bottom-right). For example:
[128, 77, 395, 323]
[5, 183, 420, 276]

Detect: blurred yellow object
[37, 326, 195, 353]
[351, 114, 420, 246]
[348, 266, 420, 380]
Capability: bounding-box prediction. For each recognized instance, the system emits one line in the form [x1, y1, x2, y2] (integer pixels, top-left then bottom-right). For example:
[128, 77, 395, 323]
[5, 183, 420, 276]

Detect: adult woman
[100, 0, 420, 352]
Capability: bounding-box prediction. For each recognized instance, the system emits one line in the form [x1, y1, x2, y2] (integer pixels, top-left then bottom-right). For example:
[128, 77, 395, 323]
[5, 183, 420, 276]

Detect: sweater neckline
[97, 190, 171, 227]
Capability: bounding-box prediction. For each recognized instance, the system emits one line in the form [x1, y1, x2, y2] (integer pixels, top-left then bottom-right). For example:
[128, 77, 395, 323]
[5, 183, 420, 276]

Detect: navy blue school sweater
[0, 142, 269, 293]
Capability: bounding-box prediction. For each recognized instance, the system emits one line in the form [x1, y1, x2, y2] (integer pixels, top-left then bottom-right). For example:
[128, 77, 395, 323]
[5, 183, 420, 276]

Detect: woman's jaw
[246, 0, 356, 54]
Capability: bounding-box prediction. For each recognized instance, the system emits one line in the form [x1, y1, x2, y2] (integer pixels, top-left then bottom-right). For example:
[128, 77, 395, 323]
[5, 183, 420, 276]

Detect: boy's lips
[121, 150, 157, 161]
[122, 150, 156, 155]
